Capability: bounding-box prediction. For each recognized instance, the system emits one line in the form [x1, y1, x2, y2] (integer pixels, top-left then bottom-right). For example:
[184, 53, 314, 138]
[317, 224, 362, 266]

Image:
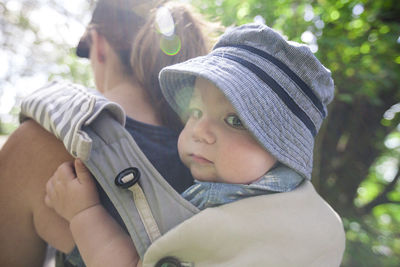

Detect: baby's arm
[45, 159, 140, 267]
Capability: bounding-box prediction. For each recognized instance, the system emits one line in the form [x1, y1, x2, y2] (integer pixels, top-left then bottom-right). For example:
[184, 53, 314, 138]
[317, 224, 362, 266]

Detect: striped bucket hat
[159, 23, 334, 179]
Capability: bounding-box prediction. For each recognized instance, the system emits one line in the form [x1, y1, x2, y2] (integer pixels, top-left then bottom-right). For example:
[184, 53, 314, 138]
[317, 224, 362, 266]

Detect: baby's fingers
[44, 193, 52, 208]
[44, 177, 55, 208]
[74, 159, 92, 184]
[55, 161, 76, 182]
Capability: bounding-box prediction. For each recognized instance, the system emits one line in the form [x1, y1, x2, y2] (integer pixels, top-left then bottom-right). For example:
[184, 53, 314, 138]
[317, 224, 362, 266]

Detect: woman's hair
[77, 0, 152, 71]
[78, 0, 221, 130]
[131, 1, 221, 131]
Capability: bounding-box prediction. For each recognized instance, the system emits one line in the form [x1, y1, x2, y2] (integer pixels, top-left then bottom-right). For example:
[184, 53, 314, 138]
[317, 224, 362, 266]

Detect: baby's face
[178, 77, 276, 184]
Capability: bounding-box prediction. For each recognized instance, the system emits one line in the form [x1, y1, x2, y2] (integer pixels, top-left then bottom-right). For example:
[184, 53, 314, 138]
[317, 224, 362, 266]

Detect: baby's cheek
[177, 127, 190, 154]
[177, 134, 185, 158]
[217, 154, 258, 184]
[218, 146, 275, 184]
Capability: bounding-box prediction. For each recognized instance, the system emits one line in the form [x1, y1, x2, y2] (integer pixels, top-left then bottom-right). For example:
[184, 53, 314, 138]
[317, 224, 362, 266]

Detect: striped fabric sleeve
[19, 80, 126, 160]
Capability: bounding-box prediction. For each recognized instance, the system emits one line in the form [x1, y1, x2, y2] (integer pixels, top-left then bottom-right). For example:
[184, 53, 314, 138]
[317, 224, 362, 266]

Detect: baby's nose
[191, 117, 216, 144]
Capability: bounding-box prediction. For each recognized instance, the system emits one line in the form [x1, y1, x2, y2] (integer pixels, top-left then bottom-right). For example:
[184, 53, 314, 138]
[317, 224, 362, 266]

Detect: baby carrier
[20, 80, 199, 257]
[20, 80, 345, 267]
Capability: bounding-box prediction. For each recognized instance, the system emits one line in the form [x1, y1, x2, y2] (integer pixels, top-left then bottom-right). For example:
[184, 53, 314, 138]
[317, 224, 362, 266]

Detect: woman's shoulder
[13, 119, 67, 151]
[0, 120, 73, 172]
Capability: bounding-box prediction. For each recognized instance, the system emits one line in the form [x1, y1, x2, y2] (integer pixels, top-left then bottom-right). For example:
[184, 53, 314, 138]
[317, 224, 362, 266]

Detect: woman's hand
[45, 159, 100, 222]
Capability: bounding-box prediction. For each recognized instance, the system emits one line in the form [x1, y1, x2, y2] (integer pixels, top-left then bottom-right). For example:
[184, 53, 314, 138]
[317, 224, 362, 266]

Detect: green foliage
[343, 214, 400, 267]
[193, 0, 314, 38]
[316, 0, 400, 104]
[49, 49, 94, 88]
[0, 0, 93, 134]
[0, 105, 19, 134]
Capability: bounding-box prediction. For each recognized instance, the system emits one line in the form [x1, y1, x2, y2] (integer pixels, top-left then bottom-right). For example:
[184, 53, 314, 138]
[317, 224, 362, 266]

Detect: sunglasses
[76, 25, 99, 58]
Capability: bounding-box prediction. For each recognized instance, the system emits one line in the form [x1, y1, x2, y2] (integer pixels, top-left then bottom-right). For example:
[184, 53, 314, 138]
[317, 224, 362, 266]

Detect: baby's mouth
[190, 154, 213, 164]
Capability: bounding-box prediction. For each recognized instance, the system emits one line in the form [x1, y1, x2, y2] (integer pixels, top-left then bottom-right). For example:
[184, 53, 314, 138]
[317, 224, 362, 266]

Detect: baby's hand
[45, 159, 100, 222]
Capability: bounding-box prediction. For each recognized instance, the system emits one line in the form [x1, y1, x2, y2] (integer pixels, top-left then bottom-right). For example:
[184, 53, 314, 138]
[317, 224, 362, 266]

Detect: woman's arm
[46, 159, 140, 267]
[0, 120, 75, 266]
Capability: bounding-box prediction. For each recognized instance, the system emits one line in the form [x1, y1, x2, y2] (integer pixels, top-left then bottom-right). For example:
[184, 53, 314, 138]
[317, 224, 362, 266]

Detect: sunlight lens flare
[155, 6, 181, 56]
[174, 85, 195, 121]
[160, 35, 181, 56]
[156, 6, 175, 37]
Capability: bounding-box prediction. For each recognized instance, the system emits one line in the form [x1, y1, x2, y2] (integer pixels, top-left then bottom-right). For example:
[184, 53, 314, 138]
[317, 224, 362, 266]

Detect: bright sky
[0, 0, 90, 116]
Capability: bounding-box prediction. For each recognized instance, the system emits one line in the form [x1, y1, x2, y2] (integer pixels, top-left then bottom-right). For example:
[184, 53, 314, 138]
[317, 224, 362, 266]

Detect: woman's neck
[102, 77, 162, 126]
[95, 49, 162, 127]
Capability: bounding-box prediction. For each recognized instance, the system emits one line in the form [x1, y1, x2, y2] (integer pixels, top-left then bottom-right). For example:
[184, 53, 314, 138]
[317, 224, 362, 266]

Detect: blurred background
[1, 0, 399, 266]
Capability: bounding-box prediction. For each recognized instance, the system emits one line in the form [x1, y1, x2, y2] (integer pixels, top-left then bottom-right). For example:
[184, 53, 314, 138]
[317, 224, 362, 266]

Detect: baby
[175, 76, 303, 210]
[45, 23, 334, 266]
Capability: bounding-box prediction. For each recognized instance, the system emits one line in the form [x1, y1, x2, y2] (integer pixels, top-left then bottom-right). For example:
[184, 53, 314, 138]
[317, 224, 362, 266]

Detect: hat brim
[159, 50, 314, 179]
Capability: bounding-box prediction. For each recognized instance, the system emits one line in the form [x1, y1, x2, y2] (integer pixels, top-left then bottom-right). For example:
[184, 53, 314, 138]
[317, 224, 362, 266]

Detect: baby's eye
[225, 114, 245, 129]
[188, 108, 202, 119]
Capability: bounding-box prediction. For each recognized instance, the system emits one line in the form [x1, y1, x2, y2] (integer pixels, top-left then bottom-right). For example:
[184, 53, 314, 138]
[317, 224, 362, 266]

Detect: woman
[0, 0, 216, 266]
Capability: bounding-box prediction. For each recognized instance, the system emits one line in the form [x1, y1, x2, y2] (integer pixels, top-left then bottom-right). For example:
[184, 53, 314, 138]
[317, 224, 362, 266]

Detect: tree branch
[360, 169, 400, 214]
[386, 200, 400, 205]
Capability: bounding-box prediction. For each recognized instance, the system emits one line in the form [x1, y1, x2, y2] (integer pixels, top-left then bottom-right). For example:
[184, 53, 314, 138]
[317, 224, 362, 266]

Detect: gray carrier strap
[19, 80, 125, 161]
[20, 80, 199, 257]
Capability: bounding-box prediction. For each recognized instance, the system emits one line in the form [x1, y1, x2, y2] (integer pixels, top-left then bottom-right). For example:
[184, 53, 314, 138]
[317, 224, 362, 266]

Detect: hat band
[214, 52, 317, 137]
[215, 44, 326, 118]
